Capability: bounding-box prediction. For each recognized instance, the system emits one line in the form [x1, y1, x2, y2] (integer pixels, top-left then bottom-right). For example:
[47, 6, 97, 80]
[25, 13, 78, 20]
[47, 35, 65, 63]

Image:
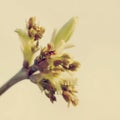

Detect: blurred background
[0, 0, 120, 120]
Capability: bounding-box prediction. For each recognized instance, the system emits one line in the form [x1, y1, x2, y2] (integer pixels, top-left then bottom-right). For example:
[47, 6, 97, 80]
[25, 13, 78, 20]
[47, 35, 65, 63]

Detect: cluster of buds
[16, 16, 80, 106]
[15, 17, 45, 66]
[61, 79, 79, 106]
[35, 44, 79, 74]
[27, 17, 45, 41]
[34, 43, 80, 106]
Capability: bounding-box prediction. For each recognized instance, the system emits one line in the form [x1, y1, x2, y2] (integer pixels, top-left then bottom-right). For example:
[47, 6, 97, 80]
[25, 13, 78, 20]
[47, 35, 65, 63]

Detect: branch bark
[0, 68, 28, 96]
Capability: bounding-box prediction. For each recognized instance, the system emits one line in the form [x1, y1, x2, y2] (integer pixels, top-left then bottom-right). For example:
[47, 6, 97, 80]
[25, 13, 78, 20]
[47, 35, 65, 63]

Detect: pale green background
[0, 0, 120, 120]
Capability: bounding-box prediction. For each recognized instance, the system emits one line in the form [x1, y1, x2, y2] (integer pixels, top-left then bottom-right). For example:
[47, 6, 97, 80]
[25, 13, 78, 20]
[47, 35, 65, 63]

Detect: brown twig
[0, 68, 28, 96]
[0, 64, 38, 96]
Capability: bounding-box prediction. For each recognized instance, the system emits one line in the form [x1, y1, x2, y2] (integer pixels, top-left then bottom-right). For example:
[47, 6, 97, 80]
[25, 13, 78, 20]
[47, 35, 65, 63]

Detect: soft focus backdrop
[0, 0, 120, 120]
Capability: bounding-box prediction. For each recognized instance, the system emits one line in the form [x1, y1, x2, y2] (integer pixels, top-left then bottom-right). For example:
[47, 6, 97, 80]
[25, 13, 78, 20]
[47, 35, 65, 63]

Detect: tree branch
[0, 68, 28, 96]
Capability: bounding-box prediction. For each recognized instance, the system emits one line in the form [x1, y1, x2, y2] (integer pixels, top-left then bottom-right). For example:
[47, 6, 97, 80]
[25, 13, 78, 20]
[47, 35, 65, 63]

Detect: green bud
[53, 17, 78, 49]
[15, 29, 35, 66]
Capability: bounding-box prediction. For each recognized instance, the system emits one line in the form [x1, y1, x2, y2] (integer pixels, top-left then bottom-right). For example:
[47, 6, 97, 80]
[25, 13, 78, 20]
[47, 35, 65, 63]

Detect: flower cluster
[27, 17, 45, 41]
[15, 17, 45, 67]
[16, 17, 80, 106]
[34, 43, 80, 106]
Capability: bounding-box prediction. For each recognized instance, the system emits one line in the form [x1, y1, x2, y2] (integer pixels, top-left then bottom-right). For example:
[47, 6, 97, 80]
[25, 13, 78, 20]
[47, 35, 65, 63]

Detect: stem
[0, 68, 28, 96]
